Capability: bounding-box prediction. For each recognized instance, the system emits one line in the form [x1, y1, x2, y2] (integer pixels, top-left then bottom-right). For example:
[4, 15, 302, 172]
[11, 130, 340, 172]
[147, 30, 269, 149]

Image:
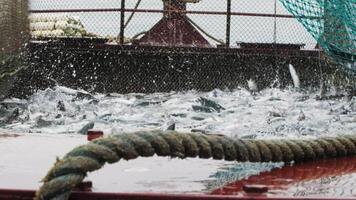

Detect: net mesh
[0, 0, 28, 99]
[280, 0, 355, 71]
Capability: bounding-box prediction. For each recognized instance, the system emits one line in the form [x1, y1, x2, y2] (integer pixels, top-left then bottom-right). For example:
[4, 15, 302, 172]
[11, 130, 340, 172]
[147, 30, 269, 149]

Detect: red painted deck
[1, 156, 356, 199]
[212, 156, 356, 197]
[1, 189, 355, 200]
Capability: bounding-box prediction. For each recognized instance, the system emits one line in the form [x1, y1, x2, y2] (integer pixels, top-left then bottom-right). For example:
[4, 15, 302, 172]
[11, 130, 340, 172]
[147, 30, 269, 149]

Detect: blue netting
[280, 0, 355, 72]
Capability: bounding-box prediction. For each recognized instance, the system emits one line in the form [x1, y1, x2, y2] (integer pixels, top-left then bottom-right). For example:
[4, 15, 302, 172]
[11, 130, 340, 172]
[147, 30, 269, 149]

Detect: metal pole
[225, 0, 232, 47]
[273, 0, 277, 44]
[119, 0, 125, 44]
[273, 0, 279, 85]
[29, 9, 300, 19]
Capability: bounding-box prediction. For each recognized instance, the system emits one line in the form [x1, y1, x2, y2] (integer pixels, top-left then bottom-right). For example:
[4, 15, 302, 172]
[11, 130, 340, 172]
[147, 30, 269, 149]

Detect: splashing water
[1, 85, 355, 139]
[1, 85, 356, 194]
[247, 79, 258, 92]
[289, 64, 300, 88]
[205, 162, 284, 191]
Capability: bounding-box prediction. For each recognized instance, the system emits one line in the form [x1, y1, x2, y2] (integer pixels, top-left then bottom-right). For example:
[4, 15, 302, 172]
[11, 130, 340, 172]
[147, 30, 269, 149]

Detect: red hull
[1, 189, 355, 200]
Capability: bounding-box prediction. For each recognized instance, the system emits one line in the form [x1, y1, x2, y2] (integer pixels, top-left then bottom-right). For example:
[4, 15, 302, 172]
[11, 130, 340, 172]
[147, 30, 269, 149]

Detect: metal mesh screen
[28, 0, 320, 48]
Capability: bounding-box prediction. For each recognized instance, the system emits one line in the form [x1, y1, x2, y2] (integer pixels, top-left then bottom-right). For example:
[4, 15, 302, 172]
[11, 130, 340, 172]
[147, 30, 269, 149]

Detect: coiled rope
[35, 130, 356, 200]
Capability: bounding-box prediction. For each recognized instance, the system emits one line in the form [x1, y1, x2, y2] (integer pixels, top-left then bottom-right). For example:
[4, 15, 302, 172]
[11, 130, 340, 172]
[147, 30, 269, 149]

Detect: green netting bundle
[280, 0, 355, 72]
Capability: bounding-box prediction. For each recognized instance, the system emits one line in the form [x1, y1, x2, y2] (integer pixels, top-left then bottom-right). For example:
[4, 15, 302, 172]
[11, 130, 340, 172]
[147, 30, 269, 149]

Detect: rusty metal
[137, 0, 210, 47]
[137, 15, 211, 47]
[87, 130, 104, 141]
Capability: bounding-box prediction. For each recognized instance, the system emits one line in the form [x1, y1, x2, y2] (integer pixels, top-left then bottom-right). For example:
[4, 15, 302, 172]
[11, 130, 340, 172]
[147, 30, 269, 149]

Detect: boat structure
[2, 131, 356, 199]
[0, 0, 356, 200]
[7, 0, 355, 97]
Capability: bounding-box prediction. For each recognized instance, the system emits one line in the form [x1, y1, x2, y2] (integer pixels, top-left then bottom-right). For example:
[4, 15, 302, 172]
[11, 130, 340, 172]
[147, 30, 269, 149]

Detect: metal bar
[119, 0, 125, 44]
[29, 40, 319, 57]
[273, 0, 277, 44]
[273, 0, 278, 75]
[0, 189, 355, 200]
[29, 8, 319, 19]
[225, 0, 232, 47]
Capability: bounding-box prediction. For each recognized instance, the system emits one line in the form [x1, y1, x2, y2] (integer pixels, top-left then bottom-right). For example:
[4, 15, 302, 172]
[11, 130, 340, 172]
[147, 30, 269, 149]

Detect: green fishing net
[280, 0, 355, 72]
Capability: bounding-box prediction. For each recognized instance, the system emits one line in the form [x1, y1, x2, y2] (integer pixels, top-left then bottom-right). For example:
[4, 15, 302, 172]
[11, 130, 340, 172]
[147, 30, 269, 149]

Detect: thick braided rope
[35, 131, 356, 200]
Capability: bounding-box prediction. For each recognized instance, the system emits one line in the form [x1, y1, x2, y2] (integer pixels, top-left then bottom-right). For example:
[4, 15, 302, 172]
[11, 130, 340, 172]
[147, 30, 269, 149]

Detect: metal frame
[22, 1, 330, 96]
[28, 0, 319, 48]
[28, 8, 298, 17]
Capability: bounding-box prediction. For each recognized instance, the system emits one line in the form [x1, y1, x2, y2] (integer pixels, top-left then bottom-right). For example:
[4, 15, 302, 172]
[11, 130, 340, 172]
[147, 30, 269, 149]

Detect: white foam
[2, 86, 355, 139]
[289, 64, 300, 88]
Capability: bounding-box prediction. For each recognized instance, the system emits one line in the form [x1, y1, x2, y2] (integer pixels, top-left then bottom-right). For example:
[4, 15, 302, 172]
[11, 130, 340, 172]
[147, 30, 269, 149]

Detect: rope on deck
[35, 131, 356, 200]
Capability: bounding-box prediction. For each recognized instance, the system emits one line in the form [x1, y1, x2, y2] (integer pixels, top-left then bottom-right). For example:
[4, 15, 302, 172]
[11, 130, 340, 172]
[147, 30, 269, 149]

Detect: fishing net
[280, 0, 355, 72]
[0, 0, 29, 98]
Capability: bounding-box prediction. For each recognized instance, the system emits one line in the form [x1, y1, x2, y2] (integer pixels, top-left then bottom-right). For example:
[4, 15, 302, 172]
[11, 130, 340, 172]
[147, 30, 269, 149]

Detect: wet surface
[0, 133, 280, 193]
[1, 86, 356, 197]
[211, 156, 356, 197]
[2, 133, 356, 198]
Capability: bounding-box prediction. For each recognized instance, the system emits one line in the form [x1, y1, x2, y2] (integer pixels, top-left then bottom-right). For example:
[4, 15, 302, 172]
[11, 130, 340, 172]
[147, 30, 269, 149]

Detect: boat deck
[1, 132, 356, 199]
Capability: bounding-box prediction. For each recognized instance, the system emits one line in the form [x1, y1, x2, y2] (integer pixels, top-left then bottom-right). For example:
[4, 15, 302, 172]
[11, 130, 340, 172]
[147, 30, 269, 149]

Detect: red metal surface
[1, 189, 355, 200]
[138, 15, 211, 47]
[87, 130, 104, 141]
[138, 0, 210, 47]
[211, 156, 356, 196]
